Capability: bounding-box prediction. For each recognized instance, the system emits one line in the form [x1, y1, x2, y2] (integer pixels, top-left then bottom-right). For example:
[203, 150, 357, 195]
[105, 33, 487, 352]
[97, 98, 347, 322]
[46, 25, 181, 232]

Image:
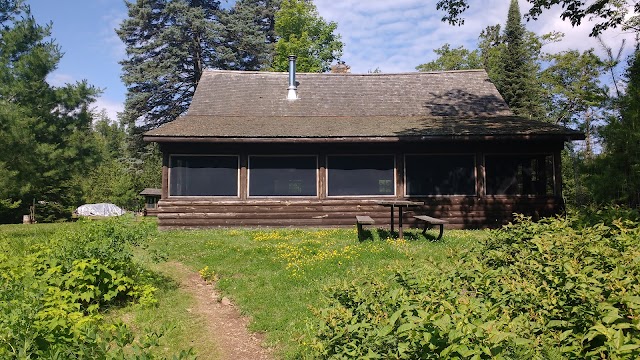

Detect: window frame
[247, 154, 319, 198]
[403, 153, 477, 197]
[168, 154, 240, 198]
[325, 154, 397, 198]
[483, 153, 556, 196]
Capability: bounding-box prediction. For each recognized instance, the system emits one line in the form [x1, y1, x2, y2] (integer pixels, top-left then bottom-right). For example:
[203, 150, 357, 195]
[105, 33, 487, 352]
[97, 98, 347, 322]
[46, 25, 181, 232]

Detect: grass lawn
[146, 226, 489, 359]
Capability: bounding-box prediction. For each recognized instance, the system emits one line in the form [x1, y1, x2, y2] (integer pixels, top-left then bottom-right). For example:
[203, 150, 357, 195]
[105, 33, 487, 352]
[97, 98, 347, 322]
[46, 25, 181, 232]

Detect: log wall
[156, 196, 562, 230]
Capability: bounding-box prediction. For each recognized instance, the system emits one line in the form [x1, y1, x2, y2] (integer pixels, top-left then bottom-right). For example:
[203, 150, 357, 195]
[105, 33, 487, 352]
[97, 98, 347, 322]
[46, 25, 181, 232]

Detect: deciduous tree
[590, 45, 640, 206]
[415, 43, 482, 71]
[271, 0, 342, 72]
[542, 49, 607, 158]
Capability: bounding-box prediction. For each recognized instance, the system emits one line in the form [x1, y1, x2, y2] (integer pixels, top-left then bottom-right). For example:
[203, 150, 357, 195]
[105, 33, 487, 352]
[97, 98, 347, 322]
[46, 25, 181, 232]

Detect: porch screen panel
[170, 156, 238, 196]
[485, 154, 554, 195]
[405, 155, 475, 195]
[327, 155, 395, 196]
[249, 156, 317, 196]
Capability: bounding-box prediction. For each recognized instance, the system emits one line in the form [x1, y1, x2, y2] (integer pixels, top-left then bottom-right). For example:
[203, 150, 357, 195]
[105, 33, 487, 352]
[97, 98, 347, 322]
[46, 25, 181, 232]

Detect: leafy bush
[0, 218, 186, 359]
[307, 208, 640, 359]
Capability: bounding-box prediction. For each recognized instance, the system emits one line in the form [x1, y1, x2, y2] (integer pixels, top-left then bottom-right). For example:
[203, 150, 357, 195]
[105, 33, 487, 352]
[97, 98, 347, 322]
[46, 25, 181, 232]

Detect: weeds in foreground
[0, 218, 194, 359]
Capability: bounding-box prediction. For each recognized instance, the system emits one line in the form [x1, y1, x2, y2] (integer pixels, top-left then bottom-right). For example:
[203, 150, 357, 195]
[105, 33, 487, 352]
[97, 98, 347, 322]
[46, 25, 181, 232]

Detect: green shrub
[0, 218, 184, 359]
[307, 208, 640, 359]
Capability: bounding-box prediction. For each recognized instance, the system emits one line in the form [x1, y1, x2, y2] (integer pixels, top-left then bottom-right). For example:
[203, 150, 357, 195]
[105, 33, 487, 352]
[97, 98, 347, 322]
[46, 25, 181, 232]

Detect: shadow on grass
[374, 228, 425, 241]
[136, 264, 180, 292]
[358, 228, 444, 242]
[358, 228, 375, 242]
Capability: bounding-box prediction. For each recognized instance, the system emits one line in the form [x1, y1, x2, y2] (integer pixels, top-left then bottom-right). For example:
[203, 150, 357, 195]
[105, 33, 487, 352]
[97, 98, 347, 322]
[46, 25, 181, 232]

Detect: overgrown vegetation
[0, 218, 192, 359]
[305, 208, 640, 359]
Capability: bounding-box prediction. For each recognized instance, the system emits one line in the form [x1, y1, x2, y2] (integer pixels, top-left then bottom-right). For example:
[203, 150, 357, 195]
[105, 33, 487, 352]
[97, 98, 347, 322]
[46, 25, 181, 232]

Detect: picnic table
[376, 200, 424, 239]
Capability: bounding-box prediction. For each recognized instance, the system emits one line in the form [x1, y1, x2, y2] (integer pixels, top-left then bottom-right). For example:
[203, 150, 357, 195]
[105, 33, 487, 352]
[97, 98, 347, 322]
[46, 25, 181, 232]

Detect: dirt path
[165, 261, 273, 360]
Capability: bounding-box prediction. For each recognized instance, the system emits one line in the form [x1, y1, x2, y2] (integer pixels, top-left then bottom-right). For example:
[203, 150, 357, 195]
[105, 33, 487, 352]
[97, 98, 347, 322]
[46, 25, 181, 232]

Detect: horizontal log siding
[156, 197, 562, 230]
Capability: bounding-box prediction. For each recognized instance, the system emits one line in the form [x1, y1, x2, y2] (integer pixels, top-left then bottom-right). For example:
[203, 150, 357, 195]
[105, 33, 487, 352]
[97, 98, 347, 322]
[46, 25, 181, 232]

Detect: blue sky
[26, 0, 635, 122]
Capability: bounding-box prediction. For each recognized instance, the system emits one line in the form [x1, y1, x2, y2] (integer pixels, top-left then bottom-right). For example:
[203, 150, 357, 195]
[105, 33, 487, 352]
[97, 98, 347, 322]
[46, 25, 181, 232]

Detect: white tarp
[75, 203, 125, 217]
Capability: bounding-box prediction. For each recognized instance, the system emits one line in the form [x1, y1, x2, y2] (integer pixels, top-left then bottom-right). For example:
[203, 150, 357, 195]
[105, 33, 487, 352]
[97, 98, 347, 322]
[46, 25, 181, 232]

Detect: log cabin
[144, 57, 584, 230]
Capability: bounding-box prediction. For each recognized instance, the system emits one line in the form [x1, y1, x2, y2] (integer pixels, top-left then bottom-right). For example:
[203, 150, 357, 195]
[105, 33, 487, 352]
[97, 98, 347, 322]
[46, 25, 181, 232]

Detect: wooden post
[476, 152, 485, 197]
[396, 153, 404, 198]
[318, 153, 326, 199]
[390, 204, 395, 233]
[162, 152, 169, 199]
[240, 153, 248, 200]
[398, 206, 404, 239]
[554, 151, 563, 198]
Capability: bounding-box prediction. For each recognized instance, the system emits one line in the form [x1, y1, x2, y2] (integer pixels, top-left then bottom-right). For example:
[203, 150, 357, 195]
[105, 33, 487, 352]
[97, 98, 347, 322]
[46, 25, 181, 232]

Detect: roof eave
[144, 133, 584, 143]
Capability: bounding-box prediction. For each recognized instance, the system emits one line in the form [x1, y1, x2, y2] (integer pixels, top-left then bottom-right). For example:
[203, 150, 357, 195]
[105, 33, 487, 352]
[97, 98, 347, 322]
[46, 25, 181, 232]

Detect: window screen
[405, 155, 476, 195]
[327, 155, 395, 196]
[169, 156, 238, 196]
[485, 155, 554, 195]
[249, 156, 317, 196]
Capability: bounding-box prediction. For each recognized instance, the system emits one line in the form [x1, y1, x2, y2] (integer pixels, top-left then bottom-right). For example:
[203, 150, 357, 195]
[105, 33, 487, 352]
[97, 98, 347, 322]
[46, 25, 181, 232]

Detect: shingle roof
[145, 70, 583, 141]
[139, 188, 162, 196]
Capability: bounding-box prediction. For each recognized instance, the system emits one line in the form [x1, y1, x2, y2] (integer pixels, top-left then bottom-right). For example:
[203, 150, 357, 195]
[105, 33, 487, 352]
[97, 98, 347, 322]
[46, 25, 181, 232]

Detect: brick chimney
[331, 61, 351, 74]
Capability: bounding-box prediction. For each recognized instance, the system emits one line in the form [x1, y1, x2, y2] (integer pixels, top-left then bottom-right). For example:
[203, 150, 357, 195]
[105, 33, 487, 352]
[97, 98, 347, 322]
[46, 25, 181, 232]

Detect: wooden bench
[356, 215, 375, 241]
[413, 215, 447, 240]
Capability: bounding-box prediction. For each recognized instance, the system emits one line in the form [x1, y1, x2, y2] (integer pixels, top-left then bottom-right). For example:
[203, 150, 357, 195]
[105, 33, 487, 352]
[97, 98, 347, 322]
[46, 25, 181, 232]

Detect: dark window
[145, 196, 158, 209]
[405, 155, 476, 195]
[485, 155, 554, 195]
[249, 156, 317, 196]
[169, 156, 238, 196]
[327, 155, 395, 196]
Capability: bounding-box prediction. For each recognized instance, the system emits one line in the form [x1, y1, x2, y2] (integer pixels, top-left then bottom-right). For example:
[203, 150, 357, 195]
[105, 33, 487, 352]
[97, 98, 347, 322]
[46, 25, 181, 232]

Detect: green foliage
[79, 159, 139, 210]
[588, 46, 640, 208]
[65, 112, 162, 212]
[0, 2, 101, 223]
[307, 209, 640, 359]
[542, 49, 608, 160]
[0, 218, 187, 358]
[117, 0, 223, 131]
[415, 44, 482, 72]
[217, 0, 279, 70]
[493, 0, 544, 119]
[272, 0, 343, 72]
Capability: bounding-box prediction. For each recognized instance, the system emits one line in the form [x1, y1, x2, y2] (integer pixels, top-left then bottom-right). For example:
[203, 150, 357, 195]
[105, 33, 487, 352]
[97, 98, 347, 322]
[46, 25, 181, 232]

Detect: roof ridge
[202, 69, 487, 76]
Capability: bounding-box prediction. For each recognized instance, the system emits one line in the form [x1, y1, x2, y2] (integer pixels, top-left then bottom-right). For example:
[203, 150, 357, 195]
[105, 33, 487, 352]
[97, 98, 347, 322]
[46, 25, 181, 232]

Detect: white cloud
[46, 72, 76, 87]
[314, 0, 636, 74]
[100, 9, 127, 60]
[92, 97, 124, 123]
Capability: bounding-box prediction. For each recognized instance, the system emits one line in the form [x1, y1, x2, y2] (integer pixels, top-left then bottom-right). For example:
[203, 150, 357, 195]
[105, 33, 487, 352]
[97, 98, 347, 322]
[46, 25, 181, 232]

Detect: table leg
[398, 206, 403, 239]
[389, 205, 395, 234]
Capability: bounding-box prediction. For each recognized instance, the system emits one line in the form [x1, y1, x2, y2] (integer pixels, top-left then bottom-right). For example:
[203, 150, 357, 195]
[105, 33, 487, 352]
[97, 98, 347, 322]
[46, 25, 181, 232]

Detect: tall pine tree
[495, 0, 543, 119]
[117, 0, 224, 133]
[0, 0, 100, 222]
[216, 0, 280, 70]
[118, 0, 280, 139]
